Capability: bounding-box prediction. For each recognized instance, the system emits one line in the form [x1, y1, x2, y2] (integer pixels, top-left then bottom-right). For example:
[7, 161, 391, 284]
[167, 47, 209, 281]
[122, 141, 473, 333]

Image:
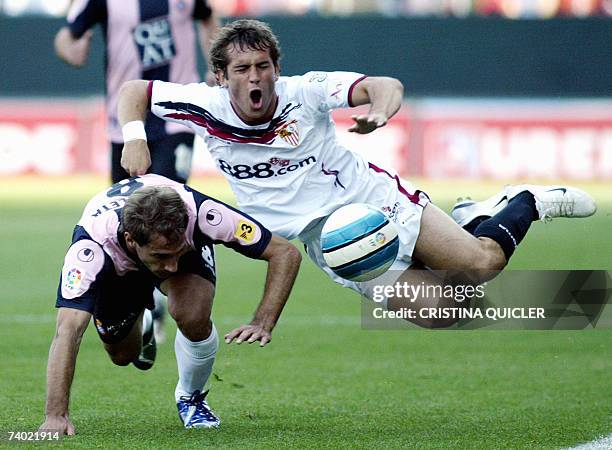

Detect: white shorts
[299, 175, 429, 302]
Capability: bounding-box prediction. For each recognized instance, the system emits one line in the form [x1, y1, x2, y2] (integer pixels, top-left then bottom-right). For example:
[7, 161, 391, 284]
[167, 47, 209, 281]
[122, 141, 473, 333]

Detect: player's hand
[39, 415, 75, 436]
[224, 324, 272, 347]
[121, 140, 151, 177]
[348, 113, 387, 134]
[60, 29, 93, 67]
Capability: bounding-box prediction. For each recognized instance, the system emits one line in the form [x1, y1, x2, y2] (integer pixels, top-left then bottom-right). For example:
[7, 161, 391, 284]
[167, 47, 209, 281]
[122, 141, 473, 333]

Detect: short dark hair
[210, 19, 281, 76]
[122, 186, 188, 246]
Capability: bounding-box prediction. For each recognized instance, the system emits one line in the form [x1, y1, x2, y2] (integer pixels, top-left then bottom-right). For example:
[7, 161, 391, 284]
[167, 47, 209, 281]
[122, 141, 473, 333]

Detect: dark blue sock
[472, 192, 538, 261]
[463, 216, 488, 235]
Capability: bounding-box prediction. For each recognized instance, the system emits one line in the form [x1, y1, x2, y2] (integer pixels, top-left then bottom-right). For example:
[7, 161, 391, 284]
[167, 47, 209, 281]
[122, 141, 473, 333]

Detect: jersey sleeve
[149, 80, 212, 133]
[300, 71, 367, 113]
[66, 0, 107, 39]
[193, 0, 213, 20]
[56, 237, 110, 314]
[196, 198, 272, 258]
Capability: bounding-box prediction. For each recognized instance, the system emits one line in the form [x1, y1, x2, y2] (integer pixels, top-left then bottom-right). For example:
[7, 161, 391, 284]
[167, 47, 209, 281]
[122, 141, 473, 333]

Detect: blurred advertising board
[412, 99, 612, 180]
[1, 97, 611, 180]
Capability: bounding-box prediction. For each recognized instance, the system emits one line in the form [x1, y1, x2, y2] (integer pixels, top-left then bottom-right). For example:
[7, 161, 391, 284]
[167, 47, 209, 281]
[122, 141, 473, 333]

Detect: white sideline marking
[0, 314, 360, 326]
[1, 314, 56, 324]
[563, 433, 612, 450]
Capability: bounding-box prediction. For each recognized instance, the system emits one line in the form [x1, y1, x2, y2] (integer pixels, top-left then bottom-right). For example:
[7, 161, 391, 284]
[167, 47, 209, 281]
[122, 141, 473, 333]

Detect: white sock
[141, 309, 153, 335]
[174, 324, 218, 402]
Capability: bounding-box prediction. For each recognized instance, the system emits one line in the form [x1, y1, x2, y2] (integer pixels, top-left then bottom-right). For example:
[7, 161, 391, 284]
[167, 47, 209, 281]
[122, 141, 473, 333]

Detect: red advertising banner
[413, 99, 612, 180]
[0, 99, 107, 175]
[1, 97, 611, 179]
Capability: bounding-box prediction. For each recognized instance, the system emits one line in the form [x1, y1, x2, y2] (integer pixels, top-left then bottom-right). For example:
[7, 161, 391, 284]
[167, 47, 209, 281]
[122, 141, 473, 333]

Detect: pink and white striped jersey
[57, 174, 271, 312]
[66, 0, 212, 142]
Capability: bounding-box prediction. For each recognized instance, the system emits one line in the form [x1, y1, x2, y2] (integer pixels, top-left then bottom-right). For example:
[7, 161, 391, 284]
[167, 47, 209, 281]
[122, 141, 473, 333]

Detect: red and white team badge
[275, 120, 300, 146]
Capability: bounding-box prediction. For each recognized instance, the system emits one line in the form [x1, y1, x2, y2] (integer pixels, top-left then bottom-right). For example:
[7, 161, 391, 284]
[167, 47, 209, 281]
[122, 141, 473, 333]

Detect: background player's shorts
[299, 177, 429, 303]
[111, 132, 195, 184]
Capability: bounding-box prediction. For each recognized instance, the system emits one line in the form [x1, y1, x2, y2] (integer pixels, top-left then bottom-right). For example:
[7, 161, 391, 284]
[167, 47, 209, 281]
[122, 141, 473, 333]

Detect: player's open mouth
[249, 89, 263, 108]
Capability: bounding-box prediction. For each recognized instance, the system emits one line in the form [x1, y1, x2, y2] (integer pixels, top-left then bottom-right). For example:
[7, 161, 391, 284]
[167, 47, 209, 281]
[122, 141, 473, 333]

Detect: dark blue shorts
[93, 248, 215, 344]
[111, 132, 195, 184]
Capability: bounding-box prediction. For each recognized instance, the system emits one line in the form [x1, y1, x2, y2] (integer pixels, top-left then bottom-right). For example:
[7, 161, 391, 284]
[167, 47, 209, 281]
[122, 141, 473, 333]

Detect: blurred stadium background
[0, 2, 610, 448]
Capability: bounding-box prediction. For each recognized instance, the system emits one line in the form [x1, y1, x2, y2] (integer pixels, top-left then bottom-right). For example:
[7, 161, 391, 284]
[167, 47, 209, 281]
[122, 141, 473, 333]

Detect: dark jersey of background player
[55, 0, 219, 183]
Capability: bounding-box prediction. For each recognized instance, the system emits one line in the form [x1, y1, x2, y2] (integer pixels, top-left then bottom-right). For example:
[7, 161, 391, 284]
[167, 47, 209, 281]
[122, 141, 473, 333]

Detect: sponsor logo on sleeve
[309, 72, 328, 83]
[234, 220, 257, 243]
[205, 209, 223, 226]
[64, 268, 83, 291]
[77, 247, 95, 263]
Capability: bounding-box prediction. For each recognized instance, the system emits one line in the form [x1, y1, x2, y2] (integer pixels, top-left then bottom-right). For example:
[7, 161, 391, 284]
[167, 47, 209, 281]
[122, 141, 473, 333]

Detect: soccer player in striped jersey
[38, 175, 301, 434]
[117, 19, 597, 328]
[54, 0, 220, 183]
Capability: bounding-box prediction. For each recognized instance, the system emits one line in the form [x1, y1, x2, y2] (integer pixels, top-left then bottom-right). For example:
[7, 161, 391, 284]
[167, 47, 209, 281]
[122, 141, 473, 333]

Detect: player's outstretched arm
[39, 307, 91, 435]
[54, 27, 93, 68]
[348, 76, 404, 134]
[225, 235, 301, 347]
[117, 80, 152, 177]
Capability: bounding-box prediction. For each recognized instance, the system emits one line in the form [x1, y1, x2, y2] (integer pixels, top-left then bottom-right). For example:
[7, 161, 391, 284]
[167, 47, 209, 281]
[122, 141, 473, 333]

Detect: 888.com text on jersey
[218, 155, 316, 180]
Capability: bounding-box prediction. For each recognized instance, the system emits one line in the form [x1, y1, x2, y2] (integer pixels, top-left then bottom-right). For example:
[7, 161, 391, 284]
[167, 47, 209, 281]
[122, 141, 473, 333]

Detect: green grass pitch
[0, 176, 610, 449]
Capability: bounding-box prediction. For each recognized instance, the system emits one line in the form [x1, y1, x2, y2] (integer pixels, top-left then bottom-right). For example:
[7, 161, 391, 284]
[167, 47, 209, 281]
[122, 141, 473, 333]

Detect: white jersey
[150, 71, 407, 239]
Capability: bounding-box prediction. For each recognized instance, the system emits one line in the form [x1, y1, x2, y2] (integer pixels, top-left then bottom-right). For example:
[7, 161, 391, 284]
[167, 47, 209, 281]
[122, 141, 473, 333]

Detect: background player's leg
[149, 133, 194, 184]
[152, 289, 167, 344]
[110, 143, 130, 183]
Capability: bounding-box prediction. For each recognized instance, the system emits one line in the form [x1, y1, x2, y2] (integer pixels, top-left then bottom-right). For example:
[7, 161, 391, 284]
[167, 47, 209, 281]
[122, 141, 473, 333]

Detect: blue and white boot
[177, 390, 220, 429]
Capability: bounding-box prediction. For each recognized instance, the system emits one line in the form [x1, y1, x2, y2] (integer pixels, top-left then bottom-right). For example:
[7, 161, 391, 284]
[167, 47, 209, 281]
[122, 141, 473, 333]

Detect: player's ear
[217, 69, 228, 87]
[124, 231, 136, 250]
[274, 64, 280, 81]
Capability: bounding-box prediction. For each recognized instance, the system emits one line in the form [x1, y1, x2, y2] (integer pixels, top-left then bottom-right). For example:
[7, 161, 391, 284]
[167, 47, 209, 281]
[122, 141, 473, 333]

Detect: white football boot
[452, 185, 597, 227]
[451, 190, 509, 227]
[506, 185, 597, 221]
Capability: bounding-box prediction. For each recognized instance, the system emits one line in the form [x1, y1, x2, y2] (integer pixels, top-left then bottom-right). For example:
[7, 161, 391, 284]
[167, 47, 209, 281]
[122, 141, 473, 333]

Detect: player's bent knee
[177, 318, 213, 342]
[474, 238, 507, 272]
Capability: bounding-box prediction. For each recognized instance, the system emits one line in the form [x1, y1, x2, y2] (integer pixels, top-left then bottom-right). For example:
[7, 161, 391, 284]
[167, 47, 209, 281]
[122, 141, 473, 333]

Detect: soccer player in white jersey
[117, 19, 597, 328]
[38, 174, 301, 434]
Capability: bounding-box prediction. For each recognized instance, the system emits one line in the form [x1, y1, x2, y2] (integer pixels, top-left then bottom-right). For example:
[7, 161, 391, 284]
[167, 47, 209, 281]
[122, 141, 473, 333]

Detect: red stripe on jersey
[147, 80, 153, 110]
[164, 113, 278, 144]
[368, 162, 428, 206]
[348, 75, 368, 107]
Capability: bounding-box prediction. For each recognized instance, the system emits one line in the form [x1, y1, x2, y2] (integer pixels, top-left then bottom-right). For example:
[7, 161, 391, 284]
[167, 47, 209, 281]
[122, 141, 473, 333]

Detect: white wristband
[122, 120, 147, 143]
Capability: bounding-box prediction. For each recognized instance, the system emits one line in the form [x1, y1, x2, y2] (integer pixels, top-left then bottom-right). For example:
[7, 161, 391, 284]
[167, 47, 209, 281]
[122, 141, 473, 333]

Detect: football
[321, 203, 399, 282]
